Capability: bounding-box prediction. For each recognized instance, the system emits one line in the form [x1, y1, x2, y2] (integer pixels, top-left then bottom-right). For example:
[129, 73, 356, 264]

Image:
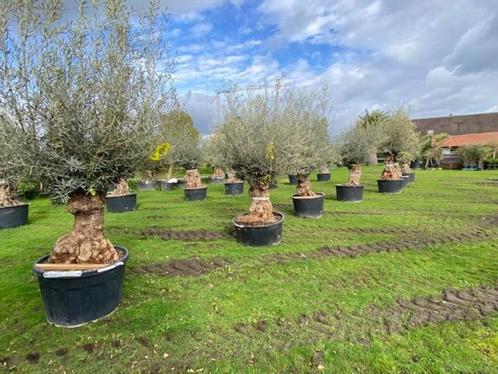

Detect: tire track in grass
[132, 216, 498, 278]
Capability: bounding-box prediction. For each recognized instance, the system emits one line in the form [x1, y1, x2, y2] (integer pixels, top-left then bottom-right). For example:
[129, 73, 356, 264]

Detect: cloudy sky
[130, 0, 498, 133]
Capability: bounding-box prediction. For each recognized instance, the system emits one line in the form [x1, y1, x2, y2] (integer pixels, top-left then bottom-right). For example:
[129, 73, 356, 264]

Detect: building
[412, 112, 498, 169]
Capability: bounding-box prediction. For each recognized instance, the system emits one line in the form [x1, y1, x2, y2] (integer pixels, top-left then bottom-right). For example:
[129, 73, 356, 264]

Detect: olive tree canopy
[379, 108, 421, 162]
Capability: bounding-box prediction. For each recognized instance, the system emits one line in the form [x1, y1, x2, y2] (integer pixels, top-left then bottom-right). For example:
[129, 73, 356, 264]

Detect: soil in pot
[33, 246, 129, 327]
[288, 175, 298, 185]
[0, 203, 29, 229]
[184, 187, 208, 201]
[137, 181, 157, 191]
[317, 173, 331, 182]
[377, 179, 404, 193]
[233, 212, 283, 246]
[292, 193, 324, 218]
[106, 193, 137, 213]
[336, 184, 363, 202]
[225, 182, 244, 195]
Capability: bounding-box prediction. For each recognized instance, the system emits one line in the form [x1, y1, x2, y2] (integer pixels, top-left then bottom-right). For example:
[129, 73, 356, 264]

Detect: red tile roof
[440, 132, 498, 147]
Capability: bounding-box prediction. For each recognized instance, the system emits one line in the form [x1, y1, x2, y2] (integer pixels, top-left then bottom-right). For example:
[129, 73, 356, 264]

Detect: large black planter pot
[317, 173, 331, 182]
[225, 182, 244, 195]
[292, 193, 324, 218]
[401, 176, 410, 188]
[402, 172, 415, 183]
[377, 179, 404, 193]
[269, 178, 278, 190]
[410, 160, 421, 169]
[175, 180, 186, 189]
[137, 181, 157, 191]
[233, 212, 283, 246]
[209, 177, 225, 184]
[159, 180, 175, 191]
[106, 193, 137, 213]
[184, 186, 207, 201]
[288, 175, 298, 185]
[336, 185, 364, 202]
[33, 246, 129, 327]
[0, 203, 29, 229]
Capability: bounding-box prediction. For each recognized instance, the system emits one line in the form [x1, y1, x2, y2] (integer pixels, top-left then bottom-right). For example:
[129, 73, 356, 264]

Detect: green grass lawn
[1, 166, 497, 373]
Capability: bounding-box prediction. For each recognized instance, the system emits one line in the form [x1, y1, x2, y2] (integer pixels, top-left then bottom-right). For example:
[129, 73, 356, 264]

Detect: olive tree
[338, 122, 383, 185]
[1, 0, 173, 263]
[278, 88, 332, 196]
[379, 108, 420, 179]
[165, 110, 203, 188]
[216, 82, 287, 225]
[203, 132, 235, 181]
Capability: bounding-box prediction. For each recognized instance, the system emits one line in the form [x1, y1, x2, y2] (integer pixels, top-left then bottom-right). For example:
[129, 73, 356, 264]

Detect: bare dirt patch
[133, 257, 231, 277]
[141, 227, 232, 241]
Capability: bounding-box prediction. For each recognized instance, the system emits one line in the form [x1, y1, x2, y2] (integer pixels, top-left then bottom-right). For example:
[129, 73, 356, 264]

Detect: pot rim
[335, 184, 364, 188]
[224, 181, 244, 185]
[0, 202, 29, 210]
[317, 172, 331, 175]
[291, 192, 325, 199]
[377, 178, 403, 182]
[232, 211, 284, 228]
[184, 186, 207, 190]
[33, 245, 129, 279]
[106, 192, 137, 198]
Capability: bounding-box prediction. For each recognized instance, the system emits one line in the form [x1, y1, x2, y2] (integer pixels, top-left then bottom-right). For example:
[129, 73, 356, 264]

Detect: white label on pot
[97, 261, 124, 273]
[43, 271, 82, 278]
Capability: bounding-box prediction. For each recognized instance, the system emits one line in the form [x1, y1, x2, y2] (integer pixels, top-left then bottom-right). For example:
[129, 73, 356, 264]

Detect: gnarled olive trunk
[110, 178, 130, 196]
[381, 156, 403, 180]
[49, 191, 119, 264]
[347, 164, 362, 185]
[295, 174, 315, 196]
[211, 166, 225, 179]
[319, 165, 330, 174]
[401, 162, 411, 174]
[236, 180, 276, 225]
[226, 169, 242, 183]
[185, 169, 203, 188]
[0, 181, 19, 207]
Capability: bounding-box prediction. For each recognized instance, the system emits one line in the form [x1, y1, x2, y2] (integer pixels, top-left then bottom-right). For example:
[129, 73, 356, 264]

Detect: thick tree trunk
[295, 175, 315, 196]
[166, 164, 174, 179]
[381, 156, 403, 180]
[185, 169, 204, 188]
[236, 180, 276, 225]
[0, 181, 19, 207]
[110, 178, 130, 196]
[226, 169, 242, 183]
[401, 162, 411, 174]
[211, 166, 225, 179]
[347, 164, 362, 185]
[49, 191, 119, 264]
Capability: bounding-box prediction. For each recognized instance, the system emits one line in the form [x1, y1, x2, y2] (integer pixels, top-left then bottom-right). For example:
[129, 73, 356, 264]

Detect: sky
[90, 0, 498, 134]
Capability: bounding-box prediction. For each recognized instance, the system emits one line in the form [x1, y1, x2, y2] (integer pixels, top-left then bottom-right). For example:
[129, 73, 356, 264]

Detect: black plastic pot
[137, 181, 157, 191]
[233, 212, 283, 246]
[176, 180, 186, 189]
[225, 182, 244, 195]
[336, 185, 364, 202]
[33, 246, 129, 327]
[288, 175, 298, 185]
[317, 173, 331, 182]
[184, 187, 207, 201]
[410, 160, 421, 169]
[292, 193, 324, 218]
[106, 193, 137, 213]
[0, 203, 29, 229]
[209, 177, 225, 184]
[377, 179, 404, 193]
[402, 172, 415, 183]
[159, 180, 175, 191]
[401, 176, 410, 188]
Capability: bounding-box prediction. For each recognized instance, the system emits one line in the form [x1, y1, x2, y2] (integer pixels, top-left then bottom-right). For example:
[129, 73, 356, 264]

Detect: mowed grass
[0, 166, 497, 373]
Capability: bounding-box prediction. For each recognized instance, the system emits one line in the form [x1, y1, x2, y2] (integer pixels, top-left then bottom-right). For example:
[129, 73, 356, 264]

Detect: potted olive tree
[0, 121, 29, 228]
[169, 118, 206, 200]
[3, 1, 172, 326]
[378, 109, 420, 193]
[216, 83, 286, 246]
[336, 123, 382, 202]
[279, 90, 332, 218]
